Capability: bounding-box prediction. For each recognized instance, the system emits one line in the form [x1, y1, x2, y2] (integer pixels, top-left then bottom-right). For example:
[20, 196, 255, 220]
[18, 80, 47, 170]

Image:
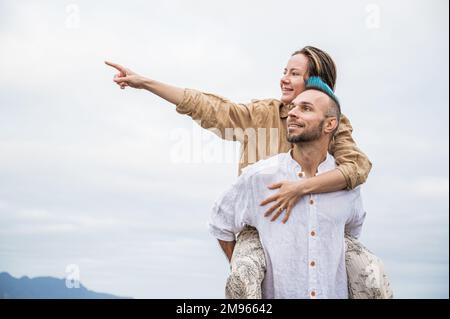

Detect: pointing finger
[105, 61, 127, 76]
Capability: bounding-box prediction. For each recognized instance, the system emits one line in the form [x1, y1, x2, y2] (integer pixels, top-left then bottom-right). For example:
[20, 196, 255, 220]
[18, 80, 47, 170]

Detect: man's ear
[324, 117, 338, 134]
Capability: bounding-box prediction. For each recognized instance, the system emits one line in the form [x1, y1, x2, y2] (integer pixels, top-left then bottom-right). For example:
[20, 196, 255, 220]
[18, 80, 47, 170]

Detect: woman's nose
[281, 75, 290, 83]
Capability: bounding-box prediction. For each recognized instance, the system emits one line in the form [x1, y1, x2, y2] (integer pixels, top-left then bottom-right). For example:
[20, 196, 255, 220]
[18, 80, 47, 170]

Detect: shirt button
[297, 171, 304, 178]
[310, 231, 316, 237]
[310, 261, 316, 267]
[309, 199, 314, 205]
[310, 291, 316, 298]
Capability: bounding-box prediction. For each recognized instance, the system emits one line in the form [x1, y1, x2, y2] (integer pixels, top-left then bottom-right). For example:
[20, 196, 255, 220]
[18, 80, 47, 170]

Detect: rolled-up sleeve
[330, 114, 373, 190]
[209, 173, 254, 241]
[176, 89, 267, 143]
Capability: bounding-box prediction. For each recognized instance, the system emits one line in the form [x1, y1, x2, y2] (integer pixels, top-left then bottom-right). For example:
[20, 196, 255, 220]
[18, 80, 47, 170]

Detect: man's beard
[287, 120, 324, 143]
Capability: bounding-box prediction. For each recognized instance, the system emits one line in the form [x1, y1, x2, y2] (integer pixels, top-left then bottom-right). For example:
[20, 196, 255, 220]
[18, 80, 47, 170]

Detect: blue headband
[305, 76, 340, 107]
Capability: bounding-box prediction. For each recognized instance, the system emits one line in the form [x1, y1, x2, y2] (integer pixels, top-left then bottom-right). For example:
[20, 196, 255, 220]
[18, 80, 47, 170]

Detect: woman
[105, 46, 393, 298]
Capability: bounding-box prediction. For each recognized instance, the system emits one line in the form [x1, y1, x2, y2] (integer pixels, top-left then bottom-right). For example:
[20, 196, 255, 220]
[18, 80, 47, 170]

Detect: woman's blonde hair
[292, 46, 337, 90]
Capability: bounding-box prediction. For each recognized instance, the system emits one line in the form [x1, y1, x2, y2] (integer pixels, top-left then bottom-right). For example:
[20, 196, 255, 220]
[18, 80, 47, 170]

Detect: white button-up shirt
[209, 151, 366, 299]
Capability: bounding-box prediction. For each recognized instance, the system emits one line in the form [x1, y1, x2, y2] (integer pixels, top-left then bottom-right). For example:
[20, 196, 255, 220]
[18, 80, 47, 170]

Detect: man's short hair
[304, 76, 341, 135]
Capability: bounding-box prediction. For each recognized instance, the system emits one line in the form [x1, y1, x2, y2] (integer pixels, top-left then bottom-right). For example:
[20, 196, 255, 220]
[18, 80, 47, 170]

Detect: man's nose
[288, 107, 298, 118]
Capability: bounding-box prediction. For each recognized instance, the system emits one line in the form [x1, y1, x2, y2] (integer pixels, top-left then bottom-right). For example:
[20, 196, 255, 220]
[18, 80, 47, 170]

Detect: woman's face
[280, 54, 309, 105]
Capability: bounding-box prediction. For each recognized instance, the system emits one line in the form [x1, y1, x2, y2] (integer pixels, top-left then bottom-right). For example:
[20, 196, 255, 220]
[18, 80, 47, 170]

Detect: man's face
[287, 90, 330, 143]
[280, 54, 309, 105]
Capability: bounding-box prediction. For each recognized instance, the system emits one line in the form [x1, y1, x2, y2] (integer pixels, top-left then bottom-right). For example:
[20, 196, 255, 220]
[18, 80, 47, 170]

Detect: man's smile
[287, 123, 305, 129]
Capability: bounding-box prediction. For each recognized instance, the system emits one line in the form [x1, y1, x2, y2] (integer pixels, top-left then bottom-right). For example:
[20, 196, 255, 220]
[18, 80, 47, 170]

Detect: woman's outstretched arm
[105, 61, 270, 144]
[105, 61, 185, 105]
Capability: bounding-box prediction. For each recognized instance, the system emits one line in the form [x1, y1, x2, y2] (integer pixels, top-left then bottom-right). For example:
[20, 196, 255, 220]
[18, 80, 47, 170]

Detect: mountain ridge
[0, 271, 131, 299]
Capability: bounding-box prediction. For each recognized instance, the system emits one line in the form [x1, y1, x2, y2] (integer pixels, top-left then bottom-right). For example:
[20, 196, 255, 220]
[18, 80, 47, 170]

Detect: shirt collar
[286, 149, 335, 176]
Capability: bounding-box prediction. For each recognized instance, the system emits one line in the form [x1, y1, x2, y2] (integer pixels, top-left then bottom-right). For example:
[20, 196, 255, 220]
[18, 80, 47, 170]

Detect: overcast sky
[0, 0, 448, 298]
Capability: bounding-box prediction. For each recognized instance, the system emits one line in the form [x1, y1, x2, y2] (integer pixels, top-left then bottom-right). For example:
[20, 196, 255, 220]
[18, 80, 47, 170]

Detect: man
[209, 78, 366, 298]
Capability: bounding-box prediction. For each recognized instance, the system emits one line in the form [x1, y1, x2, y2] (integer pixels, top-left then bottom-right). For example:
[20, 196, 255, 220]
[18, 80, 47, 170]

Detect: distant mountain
[0, 272, 131, 299]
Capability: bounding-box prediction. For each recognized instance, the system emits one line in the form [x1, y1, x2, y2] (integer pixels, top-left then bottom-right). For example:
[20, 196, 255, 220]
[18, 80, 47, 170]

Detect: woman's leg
[345, 234, 394, 299]
[225, 225, 266, 299]
[225, 228, 394, 299]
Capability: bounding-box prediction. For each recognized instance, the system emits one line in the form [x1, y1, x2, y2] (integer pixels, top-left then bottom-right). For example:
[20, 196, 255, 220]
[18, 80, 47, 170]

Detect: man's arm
[218, 240, 236, 262]
[345, 190, 366, 239]
[330, 114, 373, 190]
[209, 173, 255, 262]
